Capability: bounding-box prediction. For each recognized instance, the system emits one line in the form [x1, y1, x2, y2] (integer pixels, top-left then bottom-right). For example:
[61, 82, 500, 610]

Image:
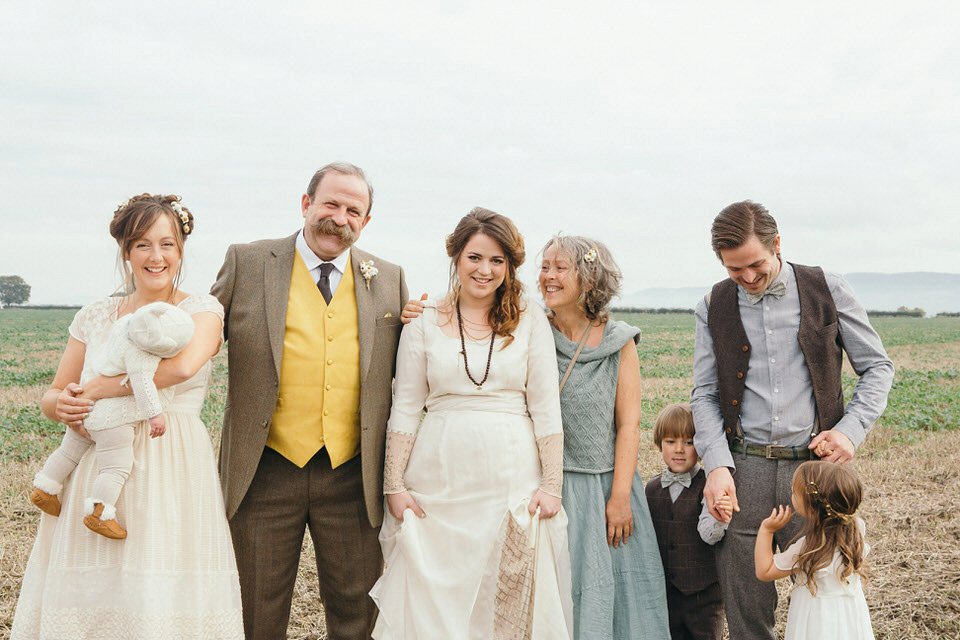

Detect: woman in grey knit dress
[539, 235, 669, 639]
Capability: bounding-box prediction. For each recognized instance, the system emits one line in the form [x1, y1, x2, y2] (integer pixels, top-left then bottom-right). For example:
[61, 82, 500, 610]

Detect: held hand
[704, 467, 739, 523]
[386, 491, 425, 521]
[716, 495, 734, 520]
[400, 293, 428, 324]
[148, 414, 166, 438]
[57, 383, 93, 437]
[529, 489, 562, 519]
[605, 495, 634, 548]
[809, 430, 855, 464]
[759, 505, 793, 533]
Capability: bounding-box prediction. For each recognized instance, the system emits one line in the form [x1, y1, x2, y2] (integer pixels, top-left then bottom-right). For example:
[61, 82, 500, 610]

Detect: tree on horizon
[0, 275, 31, 307]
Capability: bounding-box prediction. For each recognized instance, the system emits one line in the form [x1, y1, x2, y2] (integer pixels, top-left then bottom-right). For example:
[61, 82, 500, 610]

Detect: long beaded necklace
[456, 302, 495, 390]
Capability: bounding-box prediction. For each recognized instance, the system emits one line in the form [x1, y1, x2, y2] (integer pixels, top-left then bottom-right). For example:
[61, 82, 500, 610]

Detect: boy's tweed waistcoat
[646, 469, 718, 595]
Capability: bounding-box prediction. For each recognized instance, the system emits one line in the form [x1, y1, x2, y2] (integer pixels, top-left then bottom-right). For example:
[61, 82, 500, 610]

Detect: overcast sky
[2, 1, 957, 305]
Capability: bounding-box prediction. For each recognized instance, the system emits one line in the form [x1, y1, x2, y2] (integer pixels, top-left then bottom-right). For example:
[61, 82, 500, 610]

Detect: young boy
[645, 402, 731, 640]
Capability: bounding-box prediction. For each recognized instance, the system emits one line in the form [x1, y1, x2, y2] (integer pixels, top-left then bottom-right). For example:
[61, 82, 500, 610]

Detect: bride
[370, 207, 573, 639]
[12, 194, 243, 639]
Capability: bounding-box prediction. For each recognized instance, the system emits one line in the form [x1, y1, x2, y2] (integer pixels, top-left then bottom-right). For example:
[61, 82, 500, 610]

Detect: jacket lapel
[265, 233, 298, 379]
[352, 247, 375, 383]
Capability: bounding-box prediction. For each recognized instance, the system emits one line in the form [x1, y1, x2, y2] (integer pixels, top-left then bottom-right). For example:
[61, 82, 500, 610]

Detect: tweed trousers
[715, 452, 805, 640]
[229, 447, 382, 640]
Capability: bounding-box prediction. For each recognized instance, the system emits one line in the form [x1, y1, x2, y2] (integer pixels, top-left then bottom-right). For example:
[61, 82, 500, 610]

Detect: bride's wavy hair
[791, 461, 868, 595]
[109, 194, 194, 296]
[446, 207, 525, 346]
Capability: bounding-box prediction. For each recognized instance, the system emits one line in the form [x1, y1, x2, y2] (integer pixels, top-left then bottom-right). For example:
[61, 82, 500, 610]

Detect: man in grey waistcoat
[691, 200, 894, 639]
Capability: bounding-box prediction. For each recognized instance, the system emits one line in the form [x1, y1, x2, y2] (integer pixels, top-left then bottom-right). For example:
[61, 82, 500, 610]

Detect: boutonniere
[359, 260, 378, 289]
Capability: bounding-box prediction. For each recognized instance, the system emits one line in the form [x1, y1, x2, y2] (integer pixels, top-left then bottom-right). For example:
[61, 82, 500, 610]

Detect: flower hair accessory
[359, 260, 378, 289]
[806, 480, 851, 523]
[583, 248, 598, 263]
[170, 200, 191, 235]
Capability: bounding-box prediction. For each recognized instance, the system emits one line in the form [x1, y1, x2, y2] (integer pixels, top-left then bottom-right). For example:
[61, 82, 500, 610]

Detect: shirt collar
[738, 258, 793, 299]
[775, 259, 794, 290]
[295, 230, 351, 276]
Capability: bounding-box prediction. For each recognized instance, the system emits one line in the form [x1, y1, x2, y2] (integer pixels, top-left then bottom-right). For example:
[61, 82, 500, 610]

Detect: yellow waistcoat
[267, 254, 361, 468]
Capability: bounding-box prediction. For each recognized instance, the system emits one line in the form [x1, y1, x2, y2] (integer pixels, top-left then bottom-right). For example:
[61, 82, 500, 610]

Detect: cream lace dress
[11, 294, 243, 640]
[370, 302, 574, 640]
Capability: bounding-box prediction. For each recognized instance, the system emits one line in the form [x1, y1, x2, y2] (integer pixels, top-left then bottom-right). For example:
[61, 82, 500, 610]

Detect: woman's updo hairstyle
[540, 235, 621, 323]
[110, 194, 194, 293]
[446, 207, 525, 345]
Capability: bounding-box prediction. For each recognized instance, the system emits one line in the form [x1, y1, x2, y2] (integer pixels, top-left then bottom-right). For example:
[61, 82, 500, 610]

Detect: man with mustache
[212, 163, 408, 639]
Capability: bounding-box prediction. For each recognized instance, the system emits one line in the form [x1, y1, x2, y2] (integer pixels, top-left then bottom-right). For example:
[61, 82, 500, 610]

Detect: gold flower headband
[117, 196, 191, 235]
[806, 481, 854, 523]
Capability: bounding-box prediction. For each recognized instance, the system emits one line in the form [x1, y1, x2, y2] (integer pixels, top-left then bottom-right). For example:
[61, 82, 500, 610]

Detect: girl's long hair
[446, 207, 525, 346]
[791, 461, 867, 595]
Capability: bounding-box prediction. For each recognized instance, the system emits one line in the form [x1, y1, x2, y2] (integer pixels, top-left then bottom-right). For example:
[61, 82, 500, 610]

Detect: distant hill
[620, 272, 960, 315]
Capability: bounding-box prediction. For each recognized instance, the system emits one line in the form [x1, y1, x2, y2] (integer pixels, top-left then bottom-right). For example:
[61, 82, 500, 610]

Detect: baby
[30, 301, 194, 539]
[645, 402, 731, 640]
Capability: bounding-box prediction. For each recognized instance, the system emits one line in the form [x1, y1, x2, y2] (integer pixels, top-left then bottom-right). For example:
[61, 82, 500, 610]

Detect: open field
[2, 309, 959, 639]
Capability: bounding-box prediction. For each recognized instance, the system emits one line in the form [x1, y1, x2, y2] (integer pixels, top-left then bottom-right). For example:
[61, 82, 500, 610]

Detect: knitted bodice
[553, 320, 641, 473]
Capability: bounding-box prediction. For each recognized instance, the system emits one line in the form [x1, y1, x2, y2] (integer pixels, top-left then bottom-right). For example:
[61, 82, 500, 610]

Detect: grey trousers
[715, 453, 805, 640]
[229, 447, 382, 640]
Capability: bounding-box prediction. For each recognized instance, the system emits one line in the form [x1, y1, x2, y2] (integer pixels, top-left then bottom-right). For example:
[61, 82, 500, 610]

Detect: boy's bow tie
[660, 470, 692, 489]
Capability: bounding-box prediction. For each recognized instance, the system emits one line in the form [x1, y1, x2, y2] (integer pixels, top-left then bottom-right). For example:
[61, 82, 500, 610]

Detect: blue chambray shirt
[692, 261, 894, 475]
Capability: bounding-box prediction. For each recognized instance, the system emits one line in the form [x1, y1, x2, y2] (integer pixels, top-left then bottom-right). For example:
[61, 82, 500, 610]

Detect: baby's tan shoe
[83, 501, 127, 540]
[30, 488, 62, 517]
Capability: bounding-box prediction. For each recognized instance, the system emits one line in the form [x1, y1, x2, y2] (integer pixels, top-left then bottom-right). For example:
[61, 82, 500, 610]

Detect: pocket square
[383, 312, 393, 317]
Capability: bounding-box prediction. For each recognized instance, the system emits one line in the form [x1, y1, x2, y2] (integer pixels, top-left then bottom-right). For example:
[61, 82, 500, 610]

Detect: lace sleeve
[178, 293, 225, 320]
[383, 431, 416, 494]
[179, 293, 226, 351]
[382, 313, 429, 494]
[535, 433, 563, 497]
[68, 298, 118, 344]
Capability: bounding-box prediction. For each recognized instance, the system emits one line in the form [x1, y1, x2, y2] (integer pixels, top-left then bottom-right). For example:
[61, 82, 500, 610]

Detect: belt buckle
[765, 444, 777, 459]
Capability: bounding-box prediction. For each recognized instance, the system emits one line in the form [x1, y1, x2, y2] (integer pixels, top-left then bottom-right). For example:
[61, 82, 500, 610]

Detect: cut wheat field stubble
[1, 309, 958, 639]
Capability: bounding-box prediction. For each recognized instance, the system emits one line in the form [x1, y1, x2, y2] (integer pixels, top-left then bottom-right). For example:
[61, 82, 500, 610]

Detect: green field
[2, 308, 960, 638]
[3, 309, 959, 459]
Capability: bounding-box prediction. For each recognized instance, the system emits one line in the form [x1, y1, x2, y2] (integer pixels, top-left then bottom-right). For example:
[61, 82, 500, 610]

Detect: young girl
[754, 461, 874, 639]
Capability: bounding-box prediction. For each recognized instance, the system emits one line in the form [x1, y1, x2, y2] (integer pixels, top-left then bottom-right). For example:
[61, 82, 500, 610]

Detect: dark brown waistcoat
[645, 469, 718, 595]
[707, 262, 844, 445]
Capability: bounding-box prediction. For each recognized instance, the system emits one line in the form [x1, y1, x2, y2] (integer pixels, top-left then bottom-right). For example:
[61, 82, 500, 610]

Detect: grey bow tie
[746, 279, 786, 305]
[660, 470, 692, 489]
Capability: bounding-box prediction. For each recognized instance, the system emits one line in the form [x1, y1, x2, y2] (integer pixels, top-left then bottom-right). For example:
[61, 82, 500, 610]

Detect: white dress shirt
[295, 230, 350, 296]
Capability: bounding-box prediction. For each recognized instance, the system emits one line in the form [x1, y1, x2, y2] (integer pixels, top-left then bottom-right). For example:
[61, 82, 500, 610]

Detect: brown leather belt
[730, 441, 813, 460]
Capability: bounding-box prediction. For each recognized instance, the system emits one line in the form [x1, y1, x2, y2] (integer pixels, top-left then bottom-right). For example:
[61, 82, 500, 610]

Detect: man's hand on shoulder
[401, 293, 427, 324]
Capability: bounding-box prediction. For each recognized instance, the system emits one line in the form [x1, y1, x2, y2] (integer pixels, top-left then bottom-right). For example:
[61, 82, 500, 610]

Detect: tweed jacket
[211, 232, 407, 527]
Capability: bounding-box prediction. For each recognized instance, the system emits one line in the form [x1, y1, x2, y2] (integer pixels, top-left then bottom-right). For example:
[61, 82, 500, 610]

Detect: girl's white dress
[12, 294, 244, 640]
[370, 303, 574, 640]
[773, 519, 874, 640]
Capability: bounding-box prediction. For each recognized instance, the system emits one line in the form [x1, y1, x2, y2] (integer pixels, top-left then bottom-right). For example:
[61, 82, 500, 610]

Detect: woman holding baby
[11, 194, 243, 639]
